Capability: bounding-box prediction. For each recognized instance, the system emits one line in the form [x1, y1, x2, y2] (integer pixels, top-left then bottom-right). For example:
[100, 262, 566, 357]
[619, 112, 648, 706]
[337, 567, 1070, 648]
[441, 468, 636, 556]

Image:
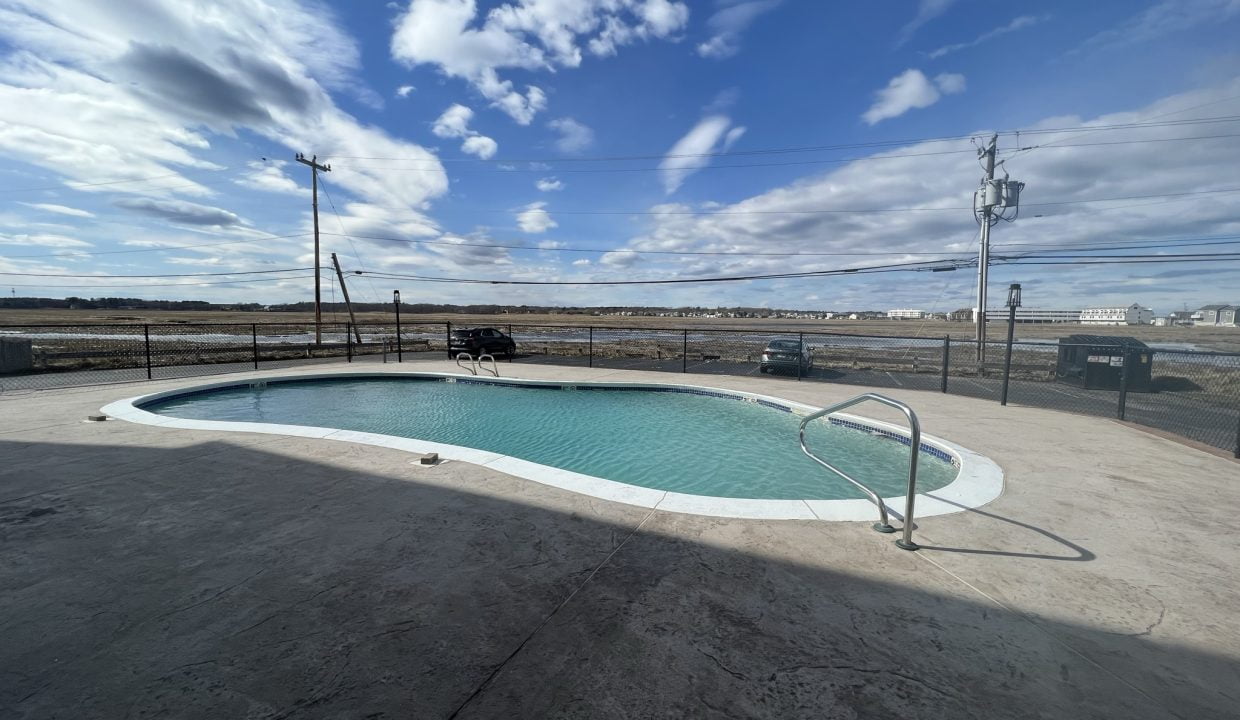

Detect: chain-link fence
[3, 321, 1237, 456]
[0, 322, 446, 392]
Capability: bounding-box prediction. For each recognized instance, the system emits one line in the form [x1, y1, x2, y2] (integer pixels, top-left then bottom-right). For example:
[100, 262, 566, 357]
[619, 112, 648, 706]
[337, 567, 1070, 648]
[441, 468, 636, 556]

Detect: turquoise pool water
[141, 377, 958, 501]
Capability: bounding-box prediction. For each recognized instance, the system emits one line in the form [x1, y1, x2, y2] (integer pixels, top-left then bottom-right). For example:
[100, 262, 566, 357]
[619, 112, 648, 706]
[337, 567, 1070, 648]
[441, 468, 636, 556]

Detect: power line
[0, 231, 312, 259]
[320, 231, 975, 257]
[334, 132, 1240, 175]
[0, 267, 313, 279]
[323, 113, 1240, 163]
[318, 182, 383, 304]
[3, 274, 324, 289]
[351, 258, 962, 286]
[346, 147, 977, 173]
[995, 234, 1240, 252]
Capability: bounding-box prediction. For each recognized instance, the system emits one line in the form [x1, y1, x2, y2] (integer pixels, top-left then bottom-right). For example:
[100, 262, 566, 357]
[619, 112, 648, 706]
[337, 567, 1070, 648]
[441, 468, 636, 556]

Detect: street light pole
[1000, 283, 1022, 406]
[393, 290, 402, 363]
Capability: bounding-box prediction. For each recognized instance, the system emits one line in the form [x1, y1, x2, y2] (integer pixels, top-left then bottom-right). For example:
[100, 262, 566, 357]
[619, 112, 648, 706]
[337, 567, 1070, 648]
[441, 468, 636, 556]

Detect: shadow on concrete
[0, 439, 1232, 719]
[917, 494, 1096, 562]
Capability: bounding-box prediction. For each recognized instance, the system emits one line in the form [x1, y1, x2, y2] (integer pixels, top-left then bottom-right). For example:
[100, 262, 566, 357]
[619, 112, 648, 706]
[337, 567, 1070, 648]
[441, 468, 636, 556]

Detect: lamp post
[1000, 283, 1021, 406]
[393, 290, 402, 363]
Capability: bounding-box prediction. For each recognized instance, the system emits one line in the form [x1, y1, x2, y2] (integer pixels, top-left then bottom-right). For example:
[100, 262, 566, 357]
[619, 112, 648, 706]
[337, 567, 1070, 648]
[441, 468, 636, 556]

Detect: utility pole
[330, 253, 362, 344]
[295, 153, 331, 344]
[975, 133, 998, 362]
[970, 134, 1023, 364]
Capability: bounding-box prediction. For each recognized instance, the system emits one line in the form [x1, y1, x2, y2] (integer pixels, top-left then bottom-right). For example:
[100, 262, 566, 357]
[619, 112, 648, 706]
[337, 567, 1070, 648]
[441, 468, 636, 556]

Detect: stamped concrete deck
[1, 358, 1237, 719]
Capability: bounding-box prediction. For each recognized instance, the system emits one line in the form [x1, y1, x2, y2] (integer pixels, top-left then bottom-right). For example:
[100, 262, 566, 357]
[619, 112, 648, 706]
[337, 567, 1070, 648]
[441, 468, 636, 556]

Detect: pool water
[142, 377, 958, 501]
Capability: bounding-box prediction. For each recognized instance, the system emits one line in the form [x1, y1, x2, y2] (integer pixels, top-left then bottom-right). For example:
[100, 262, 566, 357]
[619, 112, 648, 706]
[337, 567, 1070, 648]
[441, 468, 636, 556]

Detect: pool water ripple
[142, 377, 958, 501]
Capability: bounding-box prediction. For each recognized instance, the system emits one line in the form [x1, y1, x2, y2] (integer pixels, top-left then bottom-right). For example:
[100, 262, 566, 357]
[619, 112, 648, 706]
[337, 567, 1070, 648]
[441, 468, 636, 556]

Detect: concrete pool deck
[1, 359, 1237, 718]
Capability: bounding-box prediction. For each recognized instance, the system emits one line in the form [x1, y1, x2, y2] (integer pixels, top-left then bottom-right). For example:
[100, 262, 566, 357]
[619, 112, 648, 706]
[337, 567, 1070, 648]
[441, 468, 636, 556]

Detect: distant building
[948, 308, 973, 322]
[886, 308, 927, 320]
[981, 308, 1082, 324]
[1196, 305, 1233, 325]
[1168, 310, 1202, 326]
[1080, 304, 1154, 326]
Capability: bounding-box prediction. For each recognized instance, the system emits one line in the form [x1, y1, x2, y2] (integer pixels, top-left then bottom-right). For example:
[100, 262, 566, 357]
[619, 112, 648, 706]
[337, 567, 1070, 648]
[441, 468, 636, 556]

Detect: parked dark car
[760, 338, 813, 374]
[450, 327, 517, 357]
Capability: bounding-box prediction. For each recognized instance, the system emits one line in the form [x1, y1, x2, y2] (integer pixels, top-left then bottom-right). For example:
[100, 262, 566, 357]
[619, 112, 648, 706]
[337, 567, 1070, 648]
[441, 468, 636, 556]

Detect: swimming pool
[103, 372, 1003, 520]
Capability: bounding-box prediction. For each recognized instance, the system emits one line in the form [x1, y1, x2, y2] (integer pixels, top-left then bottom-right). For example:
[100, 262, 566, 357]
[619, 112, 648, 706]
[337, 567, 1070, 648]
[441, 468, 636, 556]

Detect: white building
[1080, 304, 1154, 325]
[887, 308, 927, 320]
[980, 308, 1082, 324]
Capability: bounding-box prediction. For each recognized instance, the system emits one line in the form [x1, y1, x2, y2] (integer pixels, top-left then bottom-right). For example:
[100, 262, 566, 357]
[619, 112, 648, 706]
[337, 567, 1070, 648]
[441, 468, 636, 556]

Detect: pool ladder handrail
[454, 352, 500, 377]
[454, 352, 477, 375]
[798, 392, 921, 551]
[477, 353, 500, 377]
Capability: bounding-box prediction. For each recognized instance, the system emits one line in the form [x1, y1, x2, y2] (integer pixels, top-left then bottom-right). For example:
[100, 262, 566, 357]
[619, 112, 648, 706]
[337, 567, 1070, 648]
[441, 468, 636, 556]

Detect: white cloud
[548, 117, 594, 153]
[390, 0, 689, 124]
[0, 0, 449, 234]
[431, 103, 499, 158]
[572, 258, 590, 266]
[461, 134, 498, 159]
[934, 72, 966, 94]
[583, 78, 1240, 310]
[432, 103, 475, 138]
[395, 84, 415, 97]
[0, 232, 90, 248]
[17, 202, 94, 218]
[696, 0, 780, 59]
[659, 115, 746, 194]
[536, 177, 564, 191]
[861, 69, 965, 125]
[600, 250, 639, 267]
[897, 0, 957, 46]
[235, 160, 304, 195]
[928, 15, 1044, 59]
[1076, 0, 1240, 55]
[516, 201, 557, 233]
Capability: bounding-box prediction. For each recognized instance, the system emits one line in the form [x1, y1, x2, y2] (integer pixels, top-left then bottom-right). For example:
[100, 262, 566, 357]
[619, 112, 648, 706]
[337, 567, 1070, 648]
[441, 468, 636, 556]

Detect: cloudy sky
[1, 0, 1240, 313]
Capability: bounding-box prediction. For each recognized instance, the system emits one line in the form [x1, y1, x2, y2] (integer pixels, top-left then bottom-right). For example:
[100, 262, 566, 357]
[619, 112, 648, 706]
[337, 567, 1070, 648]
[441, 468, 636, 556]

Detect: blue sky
[1, 0, 1240, 313]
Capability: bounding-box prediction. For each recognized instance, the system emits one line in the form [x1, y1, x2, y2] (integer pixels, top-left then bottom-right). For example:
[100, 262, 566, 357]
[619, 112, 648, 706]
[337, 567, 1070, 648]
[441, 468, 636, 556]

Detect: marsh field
[2, 308, 1238, 353]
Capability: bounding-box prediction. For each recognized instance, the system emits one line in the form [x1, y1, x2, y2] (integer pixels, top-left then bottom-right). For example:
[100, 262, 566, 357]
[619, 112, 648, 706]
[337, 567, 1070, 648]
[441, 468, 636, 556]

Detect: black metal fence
[2, 321, 1237, 457]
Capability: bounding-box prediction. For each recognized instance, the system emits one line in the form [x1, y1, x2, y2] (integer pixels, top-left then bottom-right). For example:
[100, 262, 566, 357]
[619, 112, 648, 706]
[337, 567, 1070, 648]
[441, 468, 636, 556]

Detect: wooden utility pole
[331, 253, 363, 344]
[295, 153, 331, 344]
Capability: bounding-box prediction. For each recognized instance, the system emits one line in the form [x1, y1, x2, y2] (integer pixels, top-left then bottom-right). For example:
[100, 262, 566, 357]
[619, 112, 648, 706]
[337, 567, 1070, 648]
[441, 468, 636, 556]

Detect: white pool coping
[100, 371, 1004, 522]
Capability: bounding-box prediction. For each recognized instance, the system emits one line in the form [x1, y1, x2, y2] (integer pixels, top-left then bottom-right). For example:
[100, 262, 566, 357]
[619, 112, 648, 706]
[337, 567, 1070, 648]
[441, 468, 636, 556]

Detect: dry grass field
[3, 308, 1238, 352]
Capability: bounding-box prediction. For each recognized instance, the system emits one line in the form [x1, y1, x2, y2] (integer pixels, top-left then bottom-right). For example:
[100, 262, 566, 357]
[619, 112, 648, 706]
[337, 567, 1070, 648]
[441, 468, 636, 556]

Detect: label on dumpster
[1109, 356, 1124, 366]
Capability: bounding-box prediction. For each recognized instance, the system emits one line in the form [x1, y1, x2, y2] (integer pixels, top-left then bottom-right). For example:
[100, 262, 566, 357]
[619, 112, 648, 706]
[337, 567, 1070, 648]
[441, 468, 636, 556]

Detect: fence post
[1000, 311, 1016, 406]
[346, 322, 353, 363]
[682, 329, 688, 373]
[251, 324, 259, 370]
[797, 332, 803, 380]
[143, 324, 152, 380]
[445, 322, 452, 359]
[940, 335, 949, 393]
[1117, 350, 1131, 420]
[588, 327, 593, 368]
[394, 303, 402, 363]
[1234, 413, 1240, 459]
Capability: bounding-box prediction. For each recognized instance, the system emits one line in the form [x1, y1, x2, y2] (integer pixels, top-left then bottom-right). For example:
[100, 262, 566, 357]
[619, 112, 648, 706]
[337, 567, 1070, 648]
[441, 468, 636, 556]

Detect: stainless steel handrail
[798, 392, 922, 550]
[454, 352, 477, 375]
[477, 353, 500, 377]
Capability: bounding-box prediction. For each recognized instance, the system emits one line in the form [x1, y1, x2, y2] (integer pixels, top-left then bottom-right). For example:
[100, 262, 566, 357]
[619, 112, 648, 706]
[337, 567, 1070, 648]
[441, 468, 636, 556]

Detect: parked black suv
[449, 327, 517, 357]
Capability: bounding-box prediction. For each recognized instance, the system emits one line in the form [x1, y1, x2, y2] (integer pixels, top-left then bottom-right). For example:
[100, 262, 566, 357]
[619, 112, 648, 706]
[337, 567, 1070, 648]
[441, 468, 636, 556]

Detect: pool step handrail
[798, 392, 921, 551]
[477, 354, 500, 377]
[454, 352, 478, 375]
